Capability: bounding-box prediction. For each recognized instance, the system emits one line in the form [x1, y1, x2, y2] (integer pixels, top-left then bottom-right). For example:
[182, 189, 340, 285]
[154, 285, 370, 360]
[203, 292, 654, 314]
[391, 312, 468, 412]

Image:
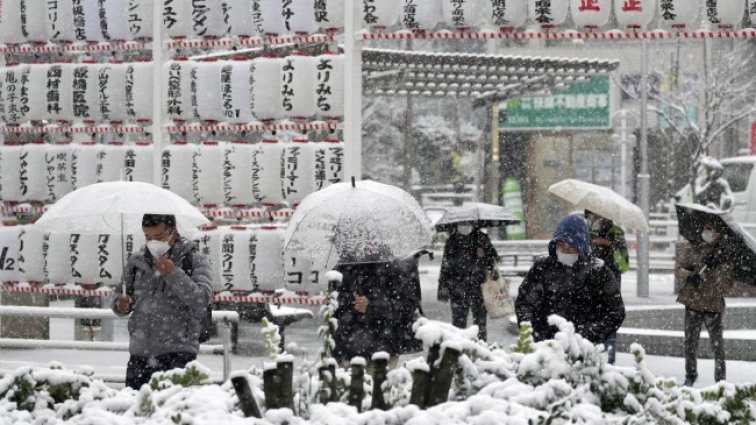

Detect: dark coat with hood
[515, 214, 625, 344]
[112, 237, 213, 357]
[438, 228, 499, 301]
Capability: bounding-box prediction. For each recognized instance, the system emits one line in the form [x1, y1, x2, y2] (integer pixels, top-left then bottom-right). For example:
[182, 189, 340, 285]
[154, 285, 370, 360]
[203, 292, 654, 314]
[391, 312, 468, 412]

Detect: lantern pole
[637, 39, 650, 298]
[152, 0, 166, 186]
[343, 0, 363, 181]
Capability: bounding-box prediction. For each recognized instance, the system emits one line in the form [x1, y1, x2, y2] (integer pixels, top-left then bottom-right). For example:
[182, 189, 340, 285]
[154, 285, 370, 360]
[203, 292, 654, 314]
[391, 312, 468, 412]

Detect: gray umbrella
[435, 202, 520, 232]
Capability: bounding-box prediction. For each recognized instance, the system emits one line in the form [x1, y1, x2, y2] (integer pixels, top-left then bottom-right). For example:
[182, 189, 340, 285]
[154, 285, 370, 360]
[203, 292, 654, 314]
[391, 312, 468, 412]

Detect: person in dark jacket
[113, 214, 213, 390]
[438, 224, 499, 341]
[515, 214, 625, 345]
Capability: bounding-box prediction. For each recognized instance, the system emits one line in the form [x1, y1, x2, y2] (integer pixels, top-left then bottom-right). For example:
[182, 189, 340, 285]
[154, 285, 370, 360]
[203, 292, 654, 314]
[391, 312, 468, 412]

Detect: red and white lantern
[705, 0, 745, 30]
[315, 138, 345, 190]
[98, 141, 129, 183]
[570, 0, 612, 31]
[287, 0, 320, 34]
[95, 233, 124, 287]
[126, 60, 154, 122]
[528, 0, 569, 29]
[123, 143, 153, 183]
[282, 53, 318, 120]
[486, 0, 528, 31]
[0, 225, 23, 283]
[18, 225, 46, 283]
[164, 59, 196, 123]
[44, 232, 72, 284]
[26, 64, 52, 123]
[657, 0, 698, 30]
[127, 0, 153, 40]
[163, 0, 193, 39]
[25, 0, 52, 43]
[20, 141, 48, 203]
[161, 142, 199, 203]
[614, 0, 657, 31]
[103, 0, 131, 41]
[0, 0, 26, 44]
[401, 0, 443, 31]
[220, 226, 256, 292]
[192, 225, 224, 291]
[100, 62, 129, 124]
[192, 0, 229, 38]
[227, 0, 257, 37]
[250, 56, 285, 121]
[252, 0, 288, 36]
[197, 141, 226, 207]
[195, 60, 226, 123]
[70, 233, 101, 285]
[0, 145, 22, 202]
[253, 226, 286, 292]
[224, 60, 255, 124]
[48, 0, 77, 43]
[45, 142, 74, 203]
[315, 53, 345, 119]
[70, 142, 101, 190]
[223, 141, 255, 206]
[362, 0, 401, 30]
[281, 139, 315, 206]
[251, 140, 285, 205]
[442, 0, 486, 30]
[316, 0, 345, 32]
[79, 0, 105, 42]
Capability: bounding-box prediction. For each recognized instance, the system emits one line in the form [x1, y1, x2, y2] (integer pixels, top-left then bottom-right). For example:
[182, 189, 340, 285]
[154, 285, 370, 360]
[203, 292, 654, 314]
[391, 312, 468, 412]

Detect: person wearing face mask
[437, 223, 499, 341]
[675, 223, 734, 386]
[515, 214, 625, 345]
[112, 214, 213, 390]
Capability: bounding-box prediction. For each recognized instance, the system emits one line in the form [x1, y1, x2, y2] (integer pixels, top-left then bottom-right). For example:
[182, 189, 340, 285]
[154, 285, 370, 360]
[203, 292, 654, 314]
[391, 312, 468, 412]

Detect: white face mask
[146, 240, 171, 257]
[556, 251, 579, 267]
[701, 230, 716, 244]
[457, 225, 474, 236]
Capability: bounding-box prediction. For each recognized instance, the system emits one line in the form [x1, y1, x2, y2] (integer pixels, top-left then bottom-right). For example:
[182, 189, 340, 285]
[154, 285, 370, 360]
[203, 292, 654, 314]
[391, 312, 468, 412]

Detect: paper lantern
[26, 64, 52, 123]
[192, 0, 228, 38]
[126, 60, 153, 122]
[197, 141, 226, 206]
[0, 145, 22, 202]
[77, 0, 105, 42]
[123, 143, 153, 183]
[252, 140, 285, 204]
[253, 226, 285, 292]
[227, 0, 257, 37]
[163, 0, 193, 39]
[126, 0, 153, 40]
[223, 60, 255, 124]
[614, 0, 656, 30]
[48, 63, 75, 123]
[2, 64, 30, 125]
[315, 53, 345, 119]
[570, 0, 612, 30]
[528, 0, 569, 29]
[70, 142, 100, 190]
[93, 233, 124, 287]
[0, 225, 23, 283]
[287, 0, 319, 34]
[486, 0, 528, 30]
[401, 0, 443, 30]
[442, 0, 486, 29]
[0, 0, 26, 44]
[193, 225, 223, 291]
[223, 141, 254, 206]
[161, 142, 200, 203]
[123, 232, 146, 263]
[705, 0, 745, 29]
[48, 0, 77, 43]
[44, 232, 72, 284]
[250, 56, 285, 121]
[195, 60, 226, 122]
[70, 233, 100, 285]
[98, 141, 129, 182]
[71, 62, 102, 124]
[102, 0, 131, 41]
[658, 0, 698, 30]
[164, 59, 196, 122]
[25, 0, 52, 43]
[283, 253, 325, 294]
[281, 139, 315, 206]
[316, 0, 345, 32]
[362, 0, 400, 29]
[0, 70, 5, 124]
[252, 0, 288, 36]
[314, 138, 345, 190]
[45, 142, 74, 203]
[98, 62, 129, 124]
[282, 54, 318, 120]
[18, 225, 46, 283]
[20, 142, 48, 203]
[218, 226, 255, 292]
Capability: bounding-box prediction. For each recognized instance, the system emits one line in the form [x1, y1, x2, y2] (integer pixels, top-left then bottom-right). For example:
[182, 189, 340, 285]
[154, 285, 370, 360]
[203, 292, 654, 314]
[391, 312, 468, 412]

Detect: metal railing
[0, 306, 239, 383]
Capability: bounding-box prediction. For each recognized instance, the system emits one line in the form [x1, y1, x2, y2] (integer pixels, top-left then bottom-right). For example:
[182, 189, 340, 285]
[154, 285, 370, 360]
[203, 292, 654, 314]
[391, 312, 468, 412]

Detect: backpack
[180, 253, 214, 343]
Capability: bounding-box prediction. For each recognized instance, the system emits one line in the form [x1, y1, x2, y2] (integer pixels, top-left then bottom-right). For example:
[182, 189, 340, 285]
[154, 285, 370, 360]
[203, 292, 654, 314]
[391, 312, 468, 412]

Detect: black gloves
[703, 252, 724, 268]
[686, 272, 703, 287]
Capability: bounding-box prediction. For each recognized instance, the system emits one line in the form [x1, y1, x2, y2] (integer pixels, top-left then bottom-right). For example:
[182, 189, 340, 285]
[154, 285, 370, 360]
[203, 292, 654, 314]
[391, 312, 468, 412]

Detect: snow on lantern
[314, 138, 345, 190]
[123, 143, 153, 183]
[193, 225, 223, 291]
[219, 226, 256, 292]
[0, 145, 22, 202]
[528, 0, 569, 29]
[227, 0, 257, 37]
[70, 142, 100, 190]
[44, 231, 72, 284]
[26, 64, 52, 123]
[223, 141, 254, 206]
[287, 0, 319, 35]
[570, 0, 612, 31]
[401, 0, 443, 31]
[251, 139, 285, 205]
[126, 0, 153, 40]
[191, 0, 228, 38]
[362, 0, 401, 30]
[45, 142, 74, 203]
[161, 142, 200, 203]
[98, 141, 129, 183]
[164, 59, 196, 123]
[163, 0, 193, 39]
[281, 139, 315, 206]
[78, 0, 105, 42]
[102, 0, 131, 41]
[250, 56, 285, 121]
[99, 62, 129, 124]
[197, 141, 226, 207]
[253, 225, 285, 292]
[25, 0, 52, 43]
[0, 225, 23, 283]
[442, 0, 486, 30]
[223, 60, 255, 124]
[48, 0, 77, 43]
[487, 0, 528, 31]
[282, 53, 318, 120]
[0, 0, 25, 44]
[315, 53, 344, 119]
[126, 60, 153, 122]
[705, 0, 745, 30]
[315, 0, 345, 32]
[658, 0, 698, 30]
[18, 225, 46, 283]
[95, 233, 123, 287]
[20, 141, 48, 203]
[195, 60, 226, 123]
[252, 0, 288, 36]
[70, 233, 101, 285]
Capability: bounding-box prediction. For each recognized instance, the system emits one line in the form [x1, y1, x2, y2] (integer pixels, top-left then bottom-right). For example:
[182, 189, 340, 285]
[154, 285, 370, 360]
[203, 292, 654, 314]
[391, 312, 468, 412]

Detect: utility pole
[637, 39, 651, 298]
[403, 39, 414, 191]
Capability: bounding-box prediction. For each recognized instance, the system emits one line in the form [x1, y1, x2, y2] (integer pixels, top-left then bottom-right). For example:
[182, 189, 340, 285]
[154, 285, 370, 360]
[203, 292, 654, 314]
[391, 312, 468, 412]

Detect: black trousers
[451, 290, 487, 341]
[684, 307, 725, 383]
[125, 352, 197, 390]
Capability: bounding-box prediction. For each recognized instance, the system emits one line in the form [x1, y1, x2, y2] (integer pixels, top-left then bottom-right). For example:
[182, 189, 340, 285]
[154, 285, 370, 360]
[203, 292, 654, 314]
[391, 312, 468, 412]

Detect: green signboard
[499, 75, 612, 131]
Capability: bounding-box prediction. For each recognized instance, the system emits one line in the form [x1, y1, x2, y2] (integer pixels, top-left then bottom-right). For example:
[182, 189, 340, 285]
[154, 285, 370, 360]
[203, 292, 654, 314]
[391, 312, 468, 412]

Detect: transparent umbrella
[283, 179, 434, 270]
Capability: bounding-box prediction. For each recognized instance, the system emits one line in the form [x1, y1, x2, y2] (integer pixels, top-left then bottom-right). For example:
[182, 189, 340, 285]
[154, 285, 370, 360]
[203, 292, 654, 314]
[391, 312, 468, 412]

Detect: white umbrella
[548, 179, 649, 233]
[283, 179, 433, 270]
[434, 202, 520, 232]
[35, 181, 210, 235]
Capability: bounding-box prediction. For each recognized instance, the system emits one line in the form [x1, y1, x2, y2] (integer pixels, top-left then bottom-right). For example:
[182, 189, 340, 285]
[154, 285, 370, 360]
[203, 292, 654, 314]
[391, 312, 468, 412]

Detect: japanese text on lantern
[363, 0, 378, 24]
[314, 0, 328, 23]
[660, 0, 676, 21]
[73, 66, 89, 118]
[281, 59, 295, 112]
[163, 0, 178, 29]
[535, 0, 553, 24]
[491, 0, 510, 26]
[192, 0, 209, 36]
[221, 234, 234, 291]
[47, 65, 63, 116]
[622, 0, 642, 12]
[316, 58, 333, 113]
[578, 0, 600, 12]
[403, 0, 419, 29]
[98, 235, 112, 279]
[129, 0, 144, 35]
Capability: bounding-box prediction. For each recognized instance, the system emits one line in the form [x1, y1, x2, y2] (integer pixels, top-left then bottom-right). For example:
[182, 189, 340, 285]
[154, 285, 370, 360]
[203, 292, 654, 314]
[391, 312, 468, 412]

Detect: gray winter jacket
[111, 237, 213, 357]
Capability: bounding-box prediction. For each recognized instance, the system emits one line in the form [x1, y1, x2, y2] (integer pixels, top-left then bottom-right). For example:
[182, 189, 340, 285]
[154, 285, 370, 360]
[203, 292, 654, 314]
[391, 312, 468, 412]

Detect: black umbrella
[675, 203, 756, 286]
[434, 202, 520, 232]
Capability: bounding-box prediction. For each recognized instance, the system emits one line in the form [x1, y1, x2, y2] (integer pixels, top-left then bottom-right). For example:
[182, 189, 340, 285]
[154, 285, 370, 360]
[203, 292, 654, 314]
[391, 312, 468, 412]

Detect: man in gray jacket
[113, 214, 213, 390]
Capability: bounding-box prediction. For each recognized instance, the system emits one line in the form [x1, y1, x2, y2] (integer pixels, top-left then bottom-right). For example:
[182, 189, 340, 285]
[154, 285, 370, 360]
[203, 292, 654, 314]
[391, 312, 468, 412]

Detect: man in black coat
[515, 214, 625, 344]
[438, 224, 499, 341]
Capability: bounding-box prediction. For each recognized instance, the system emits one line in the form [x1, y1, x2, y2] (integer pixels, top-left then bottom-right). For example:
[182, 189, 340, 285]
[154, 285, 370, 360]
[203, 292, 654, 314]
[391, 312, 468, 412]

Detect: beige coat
[675, 241, 734, 313]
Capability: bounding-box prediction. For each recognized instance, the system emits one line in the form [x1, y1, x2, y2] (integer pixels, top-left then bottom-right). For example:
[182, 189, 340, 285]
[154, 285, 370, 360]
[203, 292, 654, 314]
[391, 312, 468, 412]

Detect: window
[722, 163, 754, 193]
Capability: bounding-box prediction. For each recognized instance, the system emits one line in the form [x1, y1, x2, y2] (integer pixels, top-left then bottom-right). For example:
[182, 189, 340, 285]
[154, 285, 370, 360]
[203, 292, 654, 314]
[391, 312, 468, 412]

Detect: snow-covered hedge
[1, 316, 755, 424]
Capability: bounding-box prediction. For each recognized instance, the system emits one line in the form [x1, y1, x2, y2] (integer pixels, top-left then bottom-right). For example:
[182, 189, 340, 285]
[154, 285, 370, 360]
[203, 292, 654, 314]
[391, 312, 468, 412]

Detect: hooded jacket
[675, 239, 735, 313]
[515, 214, 625, 343]
[112, 237, 213, 357]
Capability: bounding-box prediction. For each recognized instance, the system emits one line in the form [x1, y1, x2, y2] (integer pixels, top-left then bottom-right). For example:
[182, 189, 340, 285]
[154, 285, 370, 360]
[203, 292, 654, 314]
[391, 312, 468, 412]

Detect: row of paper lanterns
[0, 224, 326, 294]
[0, 55, 344, 126]
[1, 0, 754, 45]
[0, 140, 344, 207]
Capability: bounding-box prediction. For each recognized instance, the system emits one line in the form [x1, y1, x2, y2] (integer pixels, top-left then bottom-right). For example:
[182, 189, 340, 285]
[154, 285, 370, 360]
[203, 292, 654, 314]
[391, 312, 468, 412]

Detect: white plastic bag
[481, 270, 515, 319]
